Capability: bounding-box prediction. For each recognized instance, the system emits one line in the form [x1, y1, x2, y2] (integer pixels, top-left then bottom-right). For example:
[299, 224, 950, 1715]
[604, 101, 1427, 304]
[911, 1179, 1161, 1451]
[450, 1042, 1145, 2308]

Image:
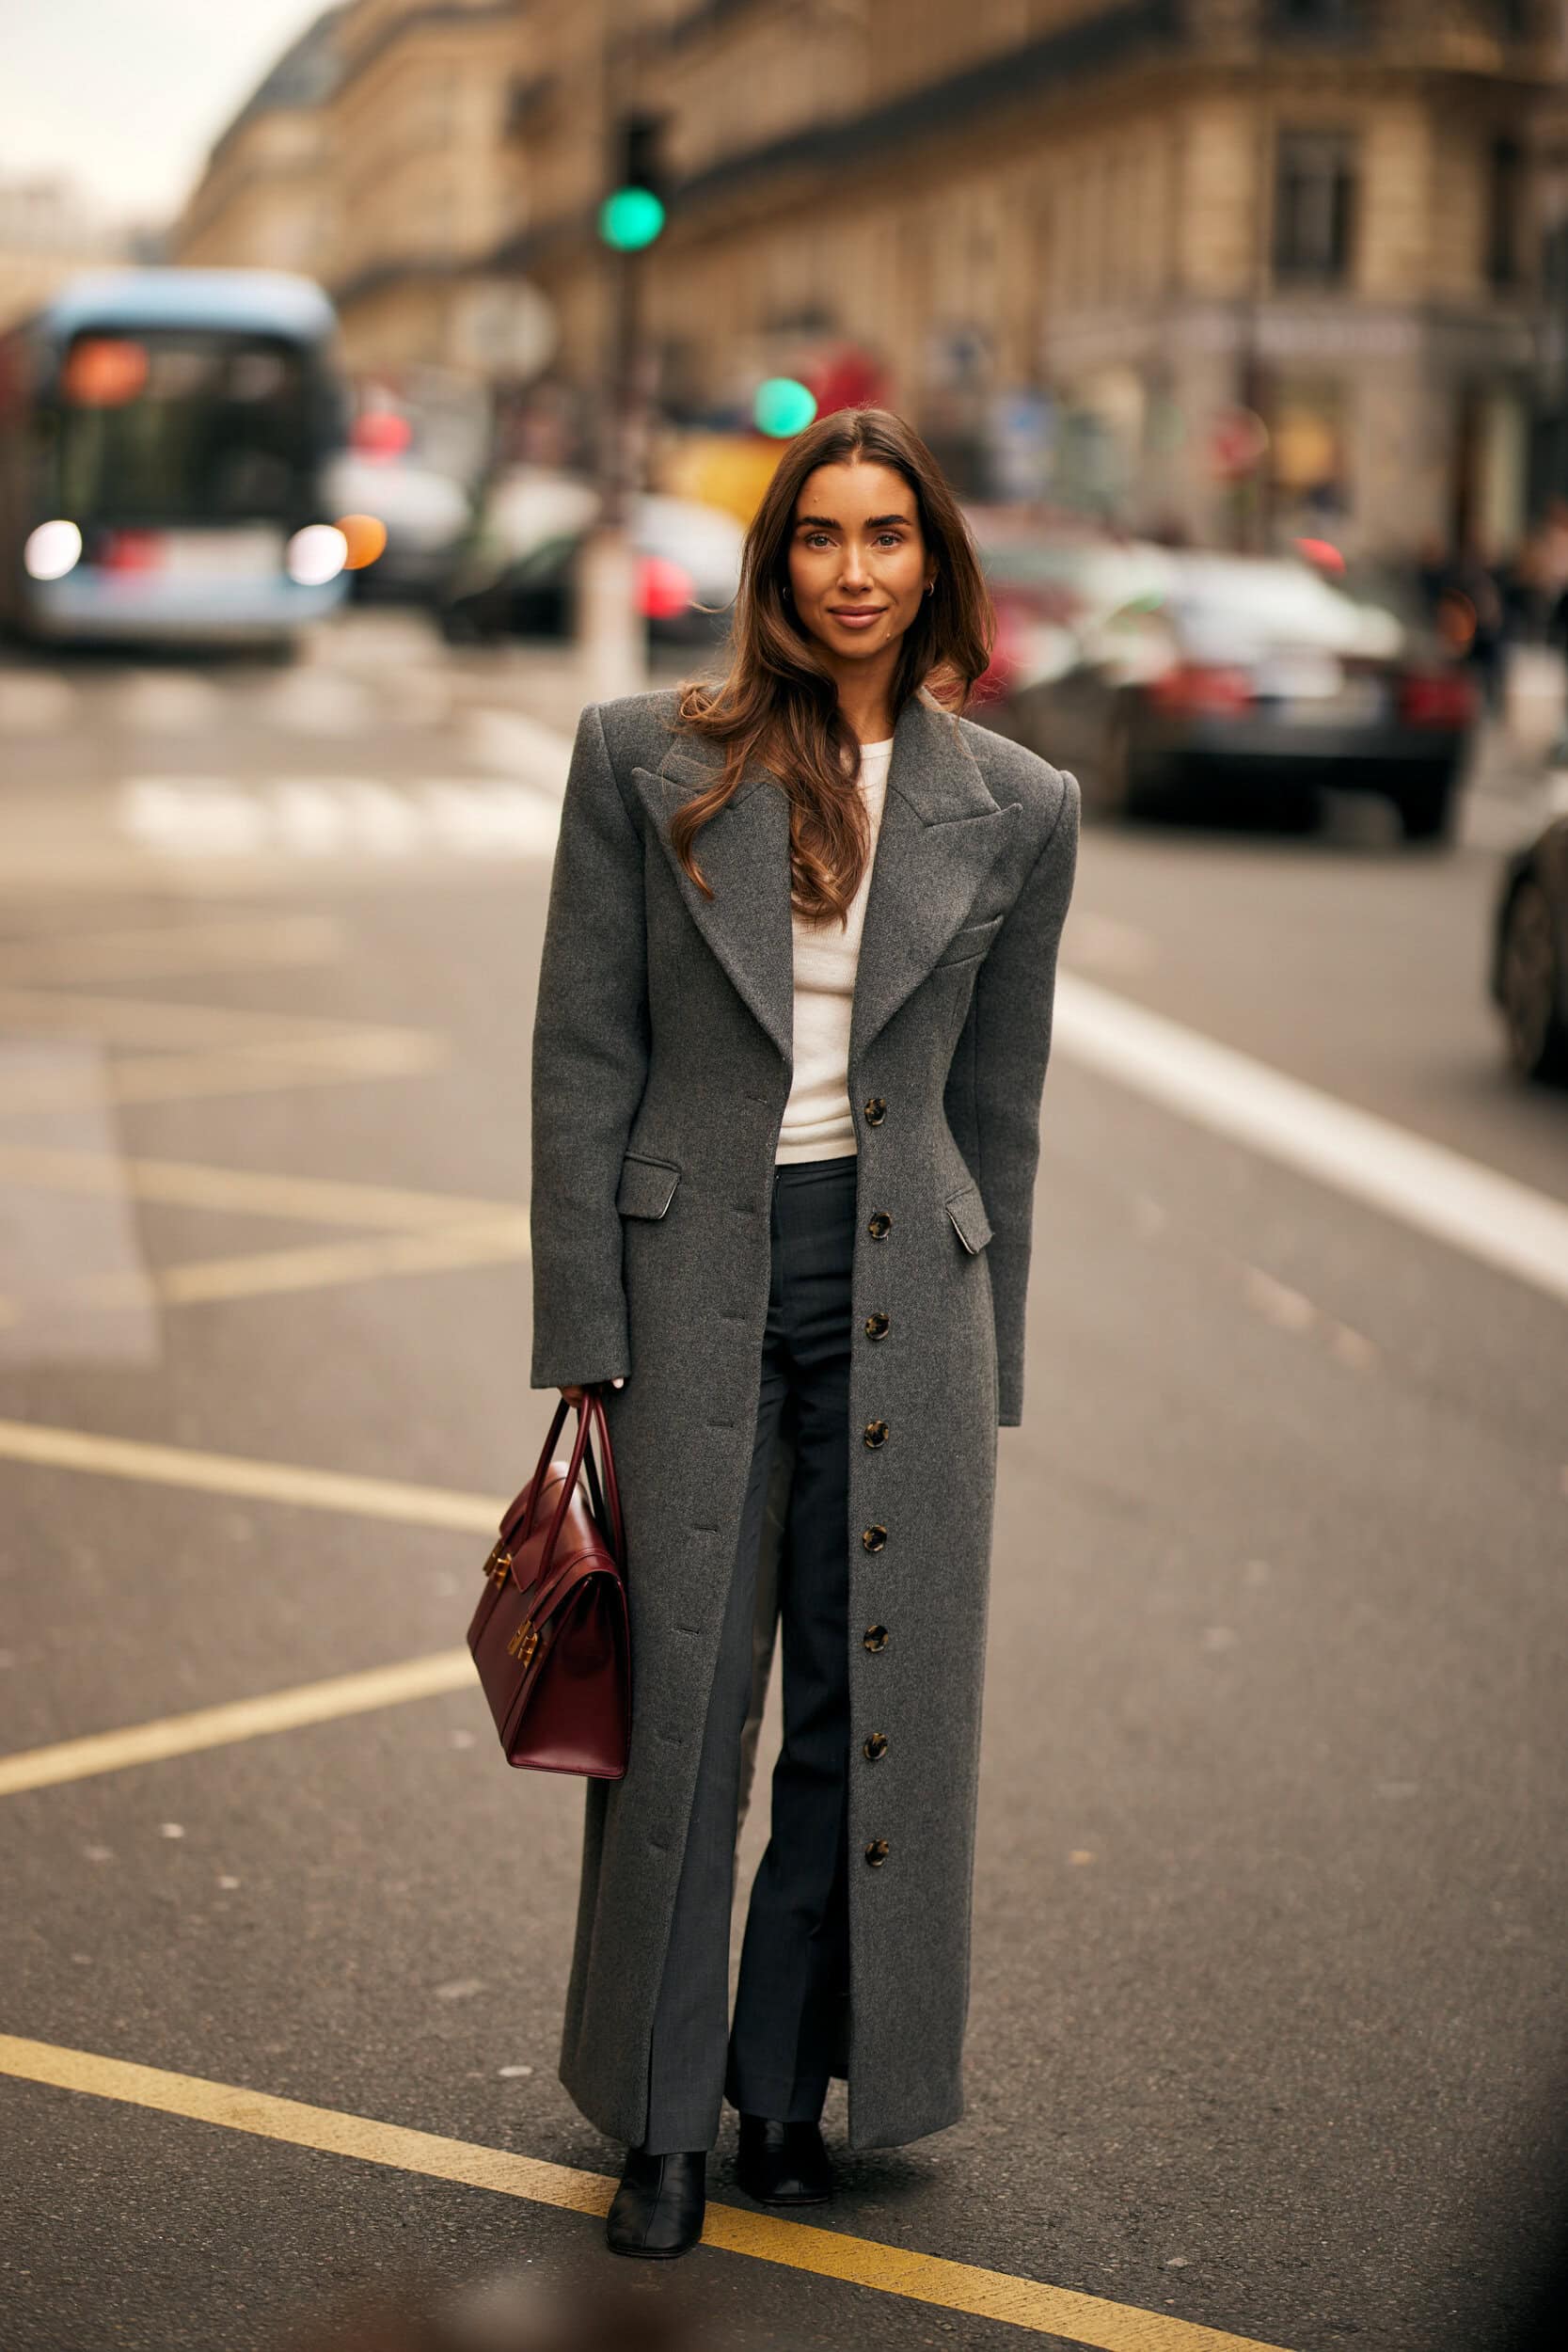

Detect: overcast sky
[8, 2, 328, 227]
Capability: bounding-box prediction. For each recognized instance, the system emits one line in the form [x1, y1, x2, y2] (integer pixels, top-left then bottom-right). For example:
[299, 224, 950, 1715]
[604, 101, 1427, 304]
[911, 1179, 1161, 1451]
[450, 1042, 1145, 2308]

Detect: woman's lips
[829, 608, 886, 629]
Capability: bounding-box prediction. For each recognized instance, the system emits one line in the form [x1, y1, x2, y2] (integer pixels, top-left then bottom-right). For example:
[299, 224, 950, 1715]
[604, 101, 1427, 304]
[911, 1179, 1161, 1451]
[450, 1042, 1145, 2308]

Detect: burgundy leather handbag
[467, 1389, 630, 1779]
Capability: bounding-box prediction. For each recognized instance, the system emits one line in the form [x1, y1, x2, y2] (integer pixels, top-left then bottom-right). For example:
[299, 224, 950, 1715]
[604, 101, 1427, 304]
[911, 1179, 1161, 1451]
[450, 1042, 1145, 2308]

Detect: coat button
[863, 1419, 890, 1448]
[863, 1731, 888, 1762]
[863, 1624, 889, 1652]
[863, 1311, 890, 1342]
[862, 1523, 887, 1553]
[867, 1209, 893, 1240]
[864, 1837, 890, 1867]
[863, 1097, 887, 1125]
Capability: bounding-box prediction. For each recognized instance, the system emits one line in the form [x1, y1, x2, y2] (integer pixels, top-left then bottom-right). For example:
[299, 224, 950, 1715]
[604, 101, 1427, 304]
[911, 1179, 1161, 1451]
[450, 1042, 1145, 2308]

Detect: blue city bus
[0, 267, 353, 651]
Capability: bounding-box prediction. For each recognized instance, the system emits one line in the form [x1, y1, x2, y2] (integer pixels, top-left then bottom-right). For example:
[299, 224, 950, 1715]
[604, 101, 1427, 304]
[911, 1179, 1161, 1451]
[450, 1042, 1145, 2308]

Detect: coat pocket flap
[616, 1152, 681, 1219]
[944, 1180, 993, 1254]
[934, 914, 1006, 968]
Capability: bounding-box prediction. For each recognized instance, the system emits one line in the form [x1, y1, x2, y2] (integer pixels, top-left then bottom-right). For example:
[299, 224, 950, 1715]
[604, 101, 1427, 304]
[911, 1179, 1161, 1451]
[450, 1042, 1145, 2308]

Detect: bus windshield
[50, 328, 317, 527]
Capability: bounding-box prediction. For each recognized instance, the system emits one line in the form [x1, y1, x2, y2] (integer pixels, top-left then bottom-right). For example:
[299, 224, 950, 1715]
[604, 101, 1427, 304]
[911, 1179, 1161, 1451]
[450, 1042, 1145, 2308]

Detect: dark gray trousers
[642, 1153, 855, 2153]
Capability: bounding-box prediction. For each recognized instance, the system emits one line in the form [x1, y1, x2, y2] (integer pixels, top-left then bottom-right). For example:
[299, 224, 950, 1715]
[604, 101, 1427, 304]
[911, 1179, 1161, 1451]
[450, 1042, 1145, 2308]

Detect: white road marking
[464, 706, 574, 796]
[116, 777, 561, 859]
[1053, 975, 1568, 1308]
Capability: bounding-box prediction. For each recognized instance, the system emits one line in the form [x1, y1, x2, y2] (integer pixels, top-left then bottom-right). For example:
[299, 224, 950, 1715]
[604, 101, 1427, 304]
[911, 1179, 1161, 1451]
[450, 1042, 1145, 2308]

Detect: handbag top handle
[516, 1391, 624, 1565]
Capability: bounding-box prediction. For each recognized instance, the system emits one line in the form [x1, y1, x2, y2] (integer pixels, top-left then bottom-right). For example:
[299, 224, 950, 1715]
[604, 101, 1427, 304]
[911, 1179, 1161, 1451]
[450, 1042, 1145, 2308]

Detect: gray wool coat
[529, 681, 1080, 2151]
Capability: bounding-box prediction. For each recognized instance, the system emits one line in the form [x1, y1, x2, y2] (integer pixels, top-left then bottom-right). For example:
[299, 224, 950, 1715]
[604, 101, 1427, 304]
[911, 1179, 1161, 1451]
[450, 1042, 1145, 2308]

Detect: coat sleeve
[942, 767, 1080, 1427]
[529, 701, 651, 1391]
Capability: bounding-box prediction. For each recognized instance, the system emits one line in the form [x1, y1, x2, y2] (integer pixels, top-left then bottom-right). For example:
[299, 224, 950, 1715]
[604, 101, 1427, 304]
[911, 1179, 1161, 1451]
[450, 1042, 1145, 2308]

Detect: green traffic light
[754, 377, 817, 437]
[599, 187, 666, 251]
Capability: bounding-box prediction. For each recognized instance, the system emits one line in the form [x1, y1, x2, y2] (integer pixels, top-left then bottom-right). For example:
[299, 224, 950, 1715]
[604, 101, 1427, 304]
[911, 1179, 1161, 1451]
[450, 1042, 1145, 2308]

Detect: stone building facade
[175, 0, 1564, 555]
[174, 2, 526, 380]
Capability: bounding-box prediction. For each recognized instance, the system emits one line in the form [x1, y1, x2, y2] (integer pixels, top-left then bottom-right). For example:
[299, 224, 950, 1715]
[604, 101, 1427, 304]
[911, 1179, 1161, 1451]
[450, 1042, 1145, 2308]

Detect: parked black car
[995, 547, 1478, 844]
[437, 470, 742, 645]
[1490, 804, 1568, 1083]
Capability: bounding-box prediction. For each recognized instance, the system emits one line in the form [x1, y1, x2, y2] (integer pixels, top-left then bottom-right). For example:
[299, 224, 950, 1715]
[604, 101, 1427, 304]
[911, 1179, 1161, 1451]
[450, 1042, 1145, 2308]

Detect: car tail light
[1399, 670, 1478, 728]
[99, 529, 165, 573]
[637, 555, 695, 620]
[1146, 661, 1255, 715]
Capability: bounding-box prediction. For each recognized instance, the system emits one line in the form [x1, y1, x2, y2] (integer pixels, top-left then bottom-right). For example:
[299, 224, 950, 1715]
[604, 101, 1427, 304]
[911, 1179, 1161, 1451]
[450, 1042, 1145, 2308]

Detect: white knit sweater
[773, 737, 894, 1164]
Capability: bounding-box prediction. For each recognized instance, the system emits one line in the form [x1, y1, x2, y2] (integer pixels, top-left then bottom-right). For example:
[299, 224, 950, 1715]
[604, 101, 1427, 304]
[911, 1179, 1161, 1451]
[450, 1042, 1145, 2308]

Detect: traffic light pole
[578, 8, 649, 702]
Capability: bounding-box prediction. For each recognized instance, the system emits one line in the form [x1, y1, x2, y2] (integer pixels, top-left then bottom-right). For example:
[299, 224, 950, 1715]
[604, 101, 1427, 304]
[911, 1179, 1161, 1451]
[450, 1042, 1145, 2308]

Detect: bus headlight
[285, 524, 348, 586]
[24, 520, 83, 580]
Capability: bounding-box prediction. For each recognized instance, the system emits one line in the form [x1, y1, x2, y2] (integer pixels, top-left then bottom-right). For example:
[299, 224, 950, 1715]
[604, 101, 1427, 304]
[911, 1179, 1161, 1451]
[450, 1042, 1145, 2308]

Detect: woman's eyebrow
[794, 512, 913, 530]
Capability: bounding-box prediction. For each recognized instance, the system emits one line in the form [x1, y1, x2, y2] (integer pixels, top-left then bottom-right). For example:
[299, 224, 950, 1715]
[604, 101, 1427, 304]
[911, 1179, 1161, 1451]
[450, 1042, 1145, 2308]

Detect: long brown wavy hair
[671, 406, 994, 925]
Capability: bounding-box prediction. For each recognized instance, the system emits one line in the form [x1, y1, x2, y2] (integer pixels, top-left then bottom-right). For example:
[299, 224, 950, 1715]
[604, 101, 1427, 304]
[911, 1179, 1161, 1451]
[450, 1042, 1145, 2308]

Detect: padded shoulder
[955, 711, 1073, 834]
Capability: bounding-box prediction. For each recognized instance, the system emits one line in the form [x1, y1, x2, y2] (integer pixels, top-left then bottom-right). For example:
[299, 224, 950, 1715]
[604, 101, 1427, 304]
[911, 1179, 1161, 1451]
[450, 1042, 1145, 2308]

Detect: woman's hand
[558, 1377, 626, 1408]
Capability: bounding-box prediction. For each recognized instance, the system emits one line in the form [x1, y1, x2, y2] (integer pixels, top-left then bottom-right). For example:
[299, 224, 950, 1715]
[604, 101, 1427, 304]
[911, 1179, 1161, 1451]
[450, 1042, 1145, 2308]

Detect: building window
[1273, 130, 1357, 284]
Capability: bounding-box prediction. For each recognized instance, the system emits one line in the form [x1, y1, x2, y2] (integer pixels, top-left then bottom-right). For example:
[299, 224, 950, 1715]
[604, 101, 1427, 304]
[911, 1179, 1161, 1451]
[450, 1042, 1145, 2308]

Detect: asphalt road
[0, 612, 1564, 2352]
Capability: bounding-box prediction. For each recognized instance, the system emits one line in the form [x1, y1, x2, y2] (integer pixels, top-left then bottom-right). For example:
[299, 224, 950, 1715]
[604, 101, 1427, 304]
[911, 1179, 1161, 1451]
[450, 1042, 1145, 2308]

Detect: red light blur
[1399, 670, 1478, 729]
[1147, 662, 1255, 716]
[637, 554, 695, 620]
[1294, 536, 1346, 575]
[99, 530, 165, 573]
[63, 338, 149, 407]
[351, 409, 413, 459]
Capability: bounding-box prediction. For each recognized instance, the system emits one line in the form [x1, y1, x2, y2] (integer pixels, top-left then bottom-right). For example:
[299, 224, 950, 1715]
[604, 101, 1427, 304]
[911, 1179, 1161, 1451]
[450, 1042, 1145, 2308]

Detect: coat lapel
[631, 739, 797, 1064]
[848, 692, 1021, 1066]
[630, 691, 1020, 1071]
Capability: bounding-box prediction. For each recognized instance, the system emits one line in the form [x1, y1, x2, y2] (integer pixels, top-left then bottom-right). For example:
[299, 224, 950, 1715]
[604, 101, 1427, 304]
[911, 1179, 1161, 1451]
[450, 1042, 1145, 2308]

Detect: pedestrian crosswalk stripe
[0, 2034, 1293, 2351]
[117, 775, 562, 860]
[0, 1651, 477, 1796]
[0, 1416, 501, 1532]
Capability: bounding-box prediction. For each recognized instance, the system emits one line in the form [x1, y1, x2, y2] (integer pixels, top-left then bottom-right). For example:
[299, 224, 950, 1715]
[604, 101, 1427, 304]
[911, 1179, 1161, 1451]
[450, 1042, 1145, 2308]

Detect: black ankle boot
[736, 2115, 833, 2205]
[606, 2146, 706, 2258]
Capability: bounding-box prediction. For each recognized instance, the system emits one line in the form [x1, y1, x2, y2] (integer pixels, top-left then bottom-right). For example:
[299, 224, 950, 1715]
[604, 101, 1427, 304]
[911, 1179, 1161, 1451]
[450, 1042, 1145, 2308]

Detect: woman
[529, 406, 1079, 2259]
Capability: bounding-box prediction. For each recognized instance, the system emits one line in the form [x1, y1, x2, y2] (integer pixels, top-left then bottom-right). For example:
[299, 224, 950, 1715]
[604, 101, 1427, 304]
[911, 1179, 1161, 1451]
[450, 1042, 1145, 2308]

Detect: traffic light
[753, 377, 817, 437]
[600, 111, 668, 252]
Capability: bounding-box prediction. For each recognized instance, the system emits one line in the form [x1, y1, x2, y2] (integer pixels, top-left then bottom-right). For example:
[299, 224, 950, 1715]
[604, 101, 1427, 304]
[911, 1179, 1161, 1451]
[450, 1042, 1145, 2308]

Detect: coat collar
[629, 690, 1020, 1068]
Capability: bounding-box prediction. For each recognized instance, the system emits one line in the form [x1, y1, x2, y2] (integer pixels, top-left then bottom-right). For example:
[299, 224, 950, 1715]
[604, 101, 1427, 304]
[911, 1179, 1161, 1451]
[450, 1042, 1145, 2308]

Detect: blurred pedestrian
[529, 407, 1080, 2259]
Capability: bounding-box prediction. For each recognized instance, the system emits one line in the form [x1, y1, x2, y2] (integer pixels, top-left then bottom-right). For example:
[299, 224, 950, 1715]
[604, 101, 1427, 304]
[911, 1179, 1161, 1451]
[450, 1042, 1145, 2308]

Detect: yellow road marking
[0, 1651, 475, 1797]
[0, 1418, 501, 1532]
[0, 2036, 1292, 2351]
[1, 1027, 442, 1112]
[0, 914, 341, 985]
[72, 1215, 531, 1309]
[0, 1143, 520, 1232]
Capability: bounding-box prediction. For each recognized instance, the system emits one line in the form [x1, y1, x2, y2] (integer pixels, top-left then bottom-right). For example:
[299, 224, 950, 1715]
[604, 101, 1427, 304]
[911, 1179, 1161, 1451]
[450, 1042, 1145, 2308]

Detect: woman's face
[784, 459, 935, 666]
